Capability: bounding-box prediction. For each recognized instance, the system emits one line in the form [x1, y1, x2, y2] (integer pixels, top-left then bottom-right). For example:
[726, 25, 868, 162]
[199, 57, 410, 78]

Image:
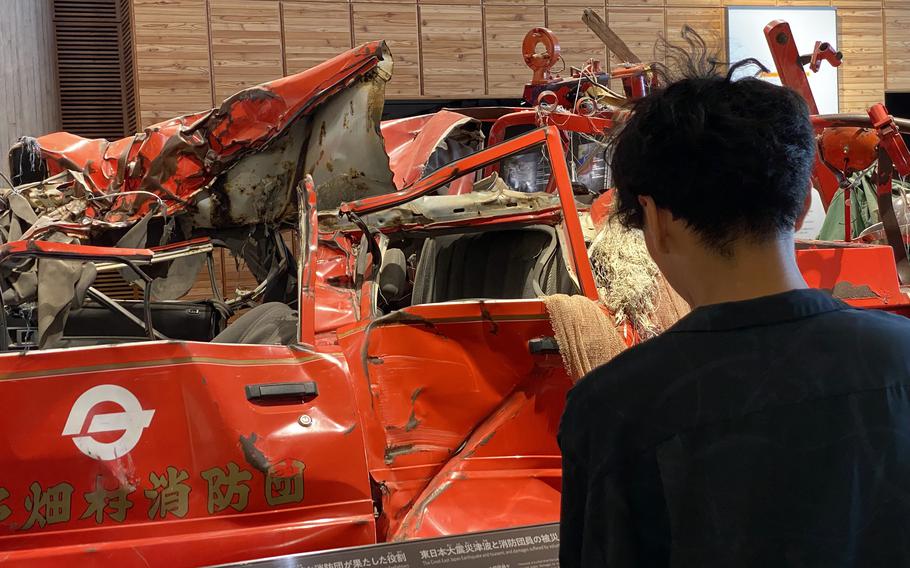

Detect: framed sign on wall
[727, 7, 839, 113]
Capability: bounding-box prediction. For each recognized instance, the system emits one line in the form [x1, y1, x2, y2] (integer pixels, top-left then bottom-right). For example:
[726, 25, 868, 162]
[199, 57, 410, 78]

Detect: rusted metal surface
[817, 127, 879, 176]
[381, 111, 484, 195]
[523, 28, 562, 86]
[298, 176, 318, 347]
[11, 41, 396, 231]
[318, 187, 562, 234]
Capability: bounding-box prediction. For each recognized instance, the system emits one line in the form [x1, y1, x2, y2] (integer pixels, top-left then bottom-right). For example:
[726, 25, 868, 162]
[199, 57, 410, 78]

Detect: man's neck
[684, 236, 808, 308]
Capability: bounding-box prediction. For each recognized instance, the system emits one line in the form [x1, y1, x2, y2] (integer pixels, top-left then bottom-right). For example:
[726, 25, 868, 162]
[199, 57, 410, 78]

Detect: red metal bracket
[871, 148, 910, 283]
[865, 104, 910, 282]
[523, 28, 561, 86]
[767, 21, 848, 209]
[868, 103, 910, 177]
[611, 64, 650, 100]
[764, 20, 820, 114]
[801, 41, 843, 74]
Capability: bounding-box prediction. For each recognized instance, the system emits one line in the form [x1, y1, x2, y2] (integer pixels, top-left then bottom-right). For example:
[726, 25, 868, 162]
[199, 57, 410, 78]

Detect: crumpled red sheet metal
[27, 42, 389, 225]
[381, 110, 483, 193]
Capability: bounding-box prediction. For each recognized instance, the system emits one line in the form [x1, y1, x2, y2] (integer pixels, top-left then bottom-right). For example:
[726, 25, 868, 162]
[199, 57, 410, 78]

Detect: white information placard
[727, 7, 838, 113]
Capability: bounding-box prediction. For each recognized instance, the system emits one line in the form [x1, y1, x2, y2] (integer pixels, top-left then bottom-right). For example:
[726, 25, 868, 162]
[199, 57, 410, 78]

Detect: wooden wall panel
[352, 3, 420, 96]
[608, 7, 665, 65]
[209, 0, 283, 102]
[547, 0, 601, 5]
[836, 7, 884, 112]
[129, 0, 905, 132]
[546, 5, 607, 72]
[123, 0, 907, 303]
[667, 0, 720, 6]
[777, 0, 831, 5]
[666, 7, 725, 57]
[134, 0, 212, 127]
[282, 1, 352, 75]
[420, 4, 485, 96]
[485, 5, 545, 95]
[885, 9, 910, 90]
[610, 0, 663, 6]
[0, 0, 60, 176]
[832, 0, 879, 6]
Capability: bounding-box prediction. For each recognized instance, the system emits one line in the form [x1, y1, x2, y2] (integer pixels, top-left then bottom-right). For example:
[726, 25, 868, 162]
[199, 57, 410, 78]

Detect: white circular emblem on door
[62, 384, 155, 461]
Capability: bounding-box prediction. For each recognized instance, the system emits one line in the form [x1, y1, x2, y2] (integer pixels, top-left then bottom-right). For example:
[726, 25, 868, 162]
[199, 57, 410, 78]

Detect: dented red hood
[13, 41, 395, 227]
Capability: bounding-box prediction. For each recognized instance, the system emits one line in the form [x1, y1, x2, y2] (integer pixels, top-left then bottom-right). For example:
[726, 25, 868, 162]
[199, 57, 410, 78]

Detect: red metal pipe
[341, 128, 552, 216]
[483, 111, 539, 178]
[765, 20, 820, 115]
[544, 127, 599, 300]
[0, 240, 153, 262]
[298, 175, 318, 347]
[487, 111, 539, 148]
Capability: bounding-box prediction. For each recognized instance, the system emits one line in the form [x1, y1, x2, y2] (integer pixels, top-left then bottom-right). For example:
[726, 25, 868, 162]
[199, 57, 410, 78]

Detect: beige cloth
[543, 276, 689, 384]
[545, 207, 692, 382]
[543, 293, 628, 382]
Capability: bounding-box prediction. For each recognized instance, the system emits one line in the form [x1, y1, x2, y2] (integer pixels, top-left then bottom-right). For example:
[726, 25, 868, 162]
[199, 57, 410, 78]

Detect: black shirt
[558, 289, 910, 567]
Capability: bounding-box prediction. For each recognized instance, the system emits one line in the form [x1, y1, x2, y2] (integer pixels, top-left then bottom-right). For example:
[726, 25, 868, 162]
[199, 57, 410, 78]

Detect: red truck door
[0, 340, 374, 567]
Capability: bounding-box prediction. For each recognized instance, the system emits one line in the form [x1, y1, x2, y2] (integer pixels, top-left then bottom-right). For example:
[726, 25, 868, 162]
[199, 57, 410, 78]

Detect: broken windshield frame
[336, 126, 599, 301]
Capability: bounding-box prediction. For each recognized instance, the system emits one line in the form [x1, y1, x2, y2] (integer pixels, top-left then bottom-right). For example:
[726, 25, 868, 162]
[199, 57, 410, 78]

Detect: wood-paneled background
[0, 0, 60, 177]
[129, 0, 905, 301]
[133, 0, 910, 127]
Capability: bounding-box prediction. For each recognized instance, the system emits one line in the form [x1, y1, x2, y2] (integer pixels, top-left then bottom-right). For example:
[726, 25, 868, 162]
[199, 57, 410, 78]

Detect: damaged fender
[10, 41, 397, 231]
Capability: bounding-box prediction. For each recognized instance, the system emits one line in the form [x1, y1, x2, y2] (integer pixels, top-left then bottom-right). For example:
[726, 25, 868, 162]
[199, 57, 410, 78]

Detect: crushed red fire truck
[0, 16, 908, 567]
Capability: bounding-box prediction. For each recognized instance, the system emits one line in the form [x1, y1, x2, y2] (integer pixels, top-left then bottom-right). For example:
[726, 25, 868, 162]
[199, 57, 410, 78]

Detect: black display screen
[885, 92, 910, 148]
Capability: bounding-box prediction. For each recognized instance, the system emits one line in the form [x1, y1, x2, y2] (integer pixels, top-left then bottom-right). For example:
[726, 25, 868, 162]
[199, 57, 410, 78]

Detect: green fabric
[816, 166, 910, 240]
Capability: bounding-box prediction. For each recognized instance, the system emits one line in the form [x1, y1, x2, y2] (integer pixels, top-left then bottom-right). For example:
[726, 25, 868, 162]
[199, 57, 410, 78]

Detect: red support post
[298, 175, 318, 347]
[544, 127, 600, 301]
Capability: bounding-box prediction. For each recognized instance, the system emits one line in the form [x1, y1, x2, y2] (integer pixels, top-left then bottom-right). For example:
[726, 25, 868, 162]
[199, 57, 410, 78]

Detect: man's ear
[794, 185, 813, 232]
[638, 195, 670, 254]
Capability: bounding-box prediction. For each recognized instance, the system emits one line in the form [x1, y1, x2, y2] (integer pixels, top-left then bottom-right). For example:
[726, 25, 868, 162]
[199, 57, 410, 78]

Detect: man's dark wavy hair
[610, 27, 816, 256]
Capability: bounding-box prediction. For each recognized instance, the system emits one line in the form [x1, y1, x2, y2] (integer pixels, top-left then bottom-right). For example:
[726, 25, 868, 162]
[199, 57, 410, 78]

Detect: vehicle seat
[410, 226, 576, 304]
[64, 300, 228, 343]
[211, 302, 297, 345]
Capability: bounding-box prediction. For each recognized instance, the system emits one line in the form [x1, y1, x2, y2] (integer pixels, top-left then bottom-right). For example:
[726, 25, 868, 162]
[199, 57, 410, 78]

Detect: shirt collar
[668, 288, 849, 333]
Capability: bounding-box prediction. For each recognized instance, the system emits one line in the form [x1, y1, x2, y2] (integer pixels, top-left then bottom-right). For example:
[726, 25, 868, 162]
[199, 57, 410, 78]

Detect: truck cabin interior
[0, 137, 600, 351]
